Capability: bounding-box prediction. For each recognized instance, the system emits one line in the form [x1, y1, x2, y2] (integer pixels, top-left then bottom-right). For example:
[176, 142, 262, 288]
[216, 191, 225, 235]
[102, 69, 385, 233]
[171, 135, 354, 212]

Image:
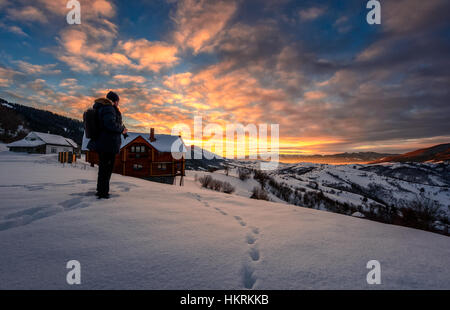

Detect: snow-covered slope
[184, 169, 286, 203]
[191, 162, 450, 233]
[0, 143, 8, 152]
[272, 163, 450, 207]
[247, 162, 450, 231]
[0, 152, 449, 289]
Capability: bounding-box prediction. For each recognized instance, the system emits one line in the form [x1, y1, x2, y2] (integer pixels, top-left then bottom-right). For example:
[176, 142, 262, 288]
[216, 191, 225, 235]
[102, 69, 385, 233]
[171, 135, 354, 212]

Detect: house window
[133, 164, 143, 171]
[157, 163, 167, 170]
[51, 147, 57, 153]
[131, 145, 146, 153]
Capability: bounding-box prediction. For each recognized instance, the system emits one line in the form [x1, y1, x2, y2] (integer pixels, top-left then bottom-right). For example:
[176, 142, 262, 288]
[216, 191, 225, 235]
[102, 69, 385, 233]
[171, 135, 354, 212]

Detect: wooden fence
[58, 152, 77, 164]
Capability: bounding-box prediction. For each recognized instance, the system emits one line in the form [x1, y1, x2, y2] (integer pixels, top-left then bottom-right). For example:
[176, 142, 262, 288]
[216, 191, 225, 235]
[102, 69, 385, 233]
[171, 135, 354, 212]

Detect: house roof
[65, 138, 78, 148]
[7, 139, 46, 148]
[82, 132, 186, 153]
[7, 132, 78, 148]
[33, 132, 77, 147]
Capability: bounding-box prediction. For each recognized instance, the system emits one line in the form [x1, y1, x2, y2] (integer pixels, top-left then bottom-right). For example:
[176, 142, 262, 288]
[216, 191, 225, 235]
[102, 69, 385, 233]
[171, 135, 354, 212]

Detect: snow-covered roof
[7, 139, 46, 148]
[82, 132, 186, 153]
[7, 132, 77, 148]
[65, 138, 78, 148]
[32, 132, 76, 147]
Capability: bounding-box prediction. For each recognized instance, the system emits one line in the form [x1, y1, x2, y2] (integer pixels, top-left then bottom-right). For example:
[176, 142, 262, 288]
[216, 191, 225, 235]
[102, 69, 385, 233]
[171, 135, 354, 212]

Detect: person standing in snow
[87, 91, 128, 199]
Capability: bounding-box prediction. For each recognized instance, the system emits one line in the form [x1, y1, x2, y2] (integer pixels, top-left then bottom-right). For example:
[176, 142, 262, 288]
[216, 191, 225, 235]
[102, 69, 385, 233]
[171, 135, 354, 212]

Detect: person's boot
[97, 193, 110, 199]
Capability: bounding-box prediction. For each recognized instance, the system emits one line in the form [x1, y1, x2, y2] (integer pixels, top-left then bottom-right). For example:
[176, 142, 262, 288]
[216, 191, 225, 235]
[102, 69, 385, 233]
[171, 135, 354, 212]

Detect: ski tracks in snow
[191, 192, 262, 289]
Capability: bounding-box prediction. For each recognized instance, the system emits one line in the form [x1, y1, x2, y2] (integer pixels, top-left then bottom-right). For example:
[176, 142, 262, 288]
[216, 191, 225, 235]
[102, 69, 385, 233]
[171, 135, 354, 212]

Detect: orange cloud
[113, 75, 146, 84]
[35, 0, 116, 18]
[0, 66, 23, 87]
[60, 29, 87, 54]
[172, 0, 237, 53]
[91, 0, 115, 17]
[6, 6, 48, 23]
[56, 26, 131, 72]
[119, 39, 179, 72]
[14, 61, 60, 75]
[163, 72, 192, 89]
[304, 91, 326, 100]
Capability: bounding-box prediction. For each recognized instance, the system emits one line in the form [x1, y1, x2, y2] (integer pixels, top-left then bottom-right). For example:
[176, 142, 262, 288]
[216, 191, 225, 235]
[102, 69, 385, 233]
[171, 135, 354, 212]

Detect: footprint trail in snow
[191, 192, 262, 289]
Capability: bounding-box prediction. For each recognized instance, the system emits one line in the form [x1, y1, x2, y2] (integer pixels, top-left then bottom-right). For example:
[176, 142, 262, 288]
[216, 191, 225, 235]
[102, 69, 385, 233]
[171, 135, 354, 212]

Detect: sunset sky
[0, 0, 449, 155]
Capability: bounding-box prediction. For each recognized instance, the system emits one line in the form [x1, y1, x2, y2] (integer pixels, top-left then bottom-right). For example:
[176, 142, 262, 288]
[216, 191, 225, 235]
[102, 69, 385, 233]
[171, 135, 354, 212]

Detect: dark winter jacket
[87, 98, 125, 154]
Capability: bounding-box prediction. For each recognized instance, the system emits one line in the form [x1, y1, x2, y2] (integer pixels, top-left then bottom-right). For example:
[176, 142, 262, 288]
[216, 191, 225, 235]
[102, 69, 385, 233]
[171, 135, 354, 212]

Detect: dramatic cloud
[59, 78, 77, 88]
[0, 66, 23, 87]
[0, 0, 449, 154]
[14, 61, 60, 75]
[383, 0, 449, 34]
[6, 6, 48, 23]
[119, 39, 179, 72]
[304, 91, 326, 101]
[171, 0, 238, 53]
[0, 22, 28, 36]
[113, 75, 147, 84]
[298, 7, 326, 21]
[33, 0, 116, 18]
[54, 20, 128, 72]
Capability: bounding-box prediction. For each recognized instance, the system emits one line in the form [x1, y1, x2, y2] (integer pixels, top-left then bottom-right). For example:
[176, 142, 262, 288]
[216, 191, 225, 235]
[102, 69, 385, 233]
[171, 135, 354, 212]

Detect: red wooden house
[82, 128, 186, 181]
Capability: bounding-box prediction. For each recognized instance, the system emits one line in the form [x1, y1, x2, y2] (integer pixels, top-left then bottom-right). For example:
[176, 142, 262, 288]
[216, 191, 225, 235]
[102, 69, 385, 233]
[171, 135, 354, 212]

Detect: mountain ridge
[369, 143, 450, 163]
[279, 151, 398, 164]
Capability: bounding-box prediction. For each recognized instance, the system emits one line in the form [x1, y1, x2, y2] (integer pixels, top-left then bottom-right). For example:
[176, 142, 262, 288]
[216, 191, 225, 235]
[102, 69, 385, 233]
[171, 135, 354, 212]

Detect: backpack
[83, 107, 100, 140]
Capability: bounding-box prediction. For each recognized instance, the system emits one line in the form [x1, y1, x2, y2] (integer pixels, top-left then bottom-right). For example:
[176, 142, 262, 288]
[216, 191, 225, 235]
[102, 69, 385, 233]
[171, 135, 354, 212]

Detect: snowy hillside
[0, 152, 449, 289]
[185, 169, 285, 203]
[271, 163, 450, 209]
[221, 161, 449, 234]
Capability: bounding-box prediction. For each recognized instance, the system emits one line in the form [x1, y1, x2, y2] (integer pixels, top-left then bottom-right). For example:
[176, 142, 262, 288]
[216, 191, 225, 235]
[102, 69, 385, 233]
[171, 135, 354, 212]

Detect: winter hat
[106, 91, 119, 103]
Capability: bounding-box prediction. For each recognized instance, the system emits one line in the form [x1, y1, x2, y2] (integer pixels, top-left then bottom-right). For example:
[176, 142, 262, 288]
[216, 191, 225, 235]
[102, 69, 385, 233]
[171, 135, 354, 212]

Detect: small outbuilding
[7, 131, 78, 154]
